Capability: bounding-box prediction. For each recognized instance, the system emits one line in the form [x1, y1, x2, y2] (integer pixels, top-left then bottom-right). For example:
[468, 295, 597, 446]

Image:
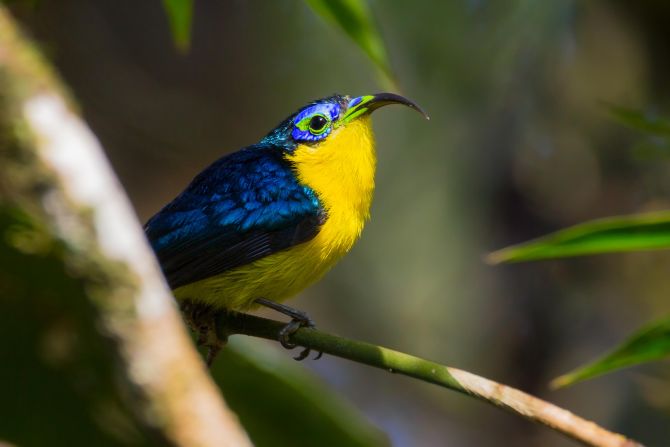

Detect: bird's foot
[180, 300, 227, 367]
[254, 298, 322, 361]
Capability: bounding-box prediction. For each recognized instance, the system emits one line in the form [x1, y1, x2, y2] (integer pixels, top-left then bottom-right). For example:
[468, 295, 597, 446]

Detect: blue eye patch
[292, 102, 340, 142]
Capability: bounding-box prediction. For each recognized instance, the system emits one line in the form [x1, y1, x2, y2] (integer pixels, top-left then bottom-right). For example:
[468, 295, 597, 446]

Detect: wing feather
[145, 145, 323, 290]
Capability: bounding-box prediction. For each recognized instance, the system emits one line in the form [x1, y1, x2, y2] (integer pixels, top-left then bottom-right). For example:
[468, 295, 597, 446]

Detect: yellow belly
[173, 117, 376, 310]
[173, 221, 356, 310]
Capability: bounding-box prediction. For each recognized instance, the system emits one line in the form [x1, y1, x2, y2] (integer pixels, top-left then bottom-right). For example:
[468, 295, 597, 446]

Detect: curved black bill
[342, 92, 430, 123]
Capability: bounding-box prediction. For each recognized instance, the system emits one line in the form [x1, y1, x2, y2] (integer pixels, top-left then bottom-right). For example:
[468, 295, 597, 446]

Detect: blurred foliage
[607, 105, 670, 137]
[606, 105, 670, 159]
[304, 0, 394, 87]
[161, 0, 393, 85]
[212, 340, 387, 447]
[0, 206, 150, 447]
[490, 199, 670, 388]
[553, 318, 670, 388]
[490, 99, 670, 387]
[487, 211, 670, 263]
[162, 0, 193, 52]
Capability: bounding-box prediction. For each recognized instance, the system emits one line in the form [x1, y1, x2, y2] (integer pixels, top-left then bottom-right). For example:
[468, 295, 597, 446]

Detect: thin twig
[217, 311, 643, 447]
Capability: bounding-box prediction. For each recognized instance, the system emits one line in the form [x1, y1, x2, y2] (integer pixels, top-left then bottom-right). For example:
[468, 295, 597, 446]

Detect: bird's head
[261, 93, 428, 151]
[261, 93, 428, 224]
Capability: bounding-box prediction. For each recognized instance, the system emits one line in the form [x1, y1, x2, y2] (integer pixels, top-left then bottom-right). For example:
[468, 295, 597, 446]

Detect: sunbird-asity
[145, 93, 427, 363]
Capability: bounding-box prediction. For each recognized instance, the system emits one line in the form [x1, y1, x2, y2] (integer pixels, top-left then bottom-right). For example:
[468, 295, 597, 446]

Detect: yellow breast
[173, 117, 377, 310]
[288, 116, 376, 259]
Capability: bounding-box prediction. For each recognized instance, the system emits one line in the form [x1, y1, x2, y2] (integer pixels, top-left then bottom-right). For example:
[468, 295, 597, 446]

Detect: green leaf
[211, 339, 388, 447]
[630, 140, 670, 160]
[552, 318, 670, 388]
[304, 0, 395, 88]
[162, 0, 193, 52]
[487, 211, 670, 264]
[606, 104, 670, 137]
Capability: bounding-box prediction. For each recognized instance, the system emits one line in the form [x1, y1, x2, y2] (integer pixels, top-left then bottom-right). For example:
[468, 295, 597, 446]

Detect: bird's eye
[292, 106, 337, 141]
[308, 114, 329, 135]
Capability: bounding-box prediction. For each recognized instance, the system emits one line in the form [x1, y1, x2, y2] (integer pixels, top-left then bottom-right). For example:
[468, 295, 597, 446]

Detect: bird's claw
[253, 298, 323, 361]
[278, 317, 322, 361]
[196, 322, 224, 367]
[278, 319, 302, 349]
[180, 300, 226, 367]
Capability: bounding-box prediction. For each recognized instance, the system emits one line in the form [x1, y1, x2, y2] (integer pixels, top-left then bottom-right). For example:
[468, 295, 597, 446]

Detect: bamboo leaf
[552, 318, 670, 388]
[487, 211, 670, 264]
[304, 0, 395, 87]
[162, 0, 193, 52]
[606, 104, 670, 137]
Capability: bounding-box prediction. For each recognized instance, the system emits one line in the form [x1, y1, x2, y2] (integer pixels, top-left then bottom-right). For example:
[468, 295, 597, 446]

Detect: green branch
[217, 312, 643, 447]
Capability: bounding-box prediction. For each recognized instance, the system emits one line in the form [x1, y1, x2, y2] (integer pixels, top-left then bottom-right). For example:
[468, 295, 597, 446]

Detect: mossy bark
[0, 7, 250, 447]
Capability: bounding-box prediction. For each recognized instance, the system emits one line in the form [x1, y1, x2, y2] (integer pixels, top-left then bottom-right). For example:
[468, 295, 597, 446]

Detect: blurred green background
[8, 1, 670, 445]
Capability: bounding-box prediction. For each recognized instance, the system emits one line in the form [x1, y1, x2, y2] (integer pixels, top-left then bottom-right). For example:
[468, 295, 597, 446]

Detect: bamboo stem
[218, 311, 643, 447]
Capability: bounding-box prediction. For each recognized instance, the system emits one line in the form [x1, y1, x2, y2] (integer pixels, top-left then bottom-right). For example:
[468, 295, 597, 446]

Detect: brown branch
[0, 7, 250, 446]
[218, 312, 644, 447]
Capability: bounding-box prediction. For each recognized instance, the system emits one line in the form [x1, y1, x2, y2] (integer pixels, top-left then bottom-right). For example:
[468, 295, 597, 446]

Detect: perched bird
[145, 93, 427, 364]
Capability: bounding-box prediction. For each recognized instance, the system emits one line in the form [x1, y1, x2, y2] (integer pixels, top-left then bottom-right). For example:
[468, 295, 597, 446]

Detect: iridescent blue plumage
[145, 95, 352, 291]
[145, 144, 324, 290]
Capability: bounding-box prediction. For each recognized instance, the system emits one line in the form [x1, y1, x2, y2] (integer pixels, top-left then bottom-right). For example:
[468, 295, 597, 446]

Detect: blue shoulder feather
[145, 144, 324, 289]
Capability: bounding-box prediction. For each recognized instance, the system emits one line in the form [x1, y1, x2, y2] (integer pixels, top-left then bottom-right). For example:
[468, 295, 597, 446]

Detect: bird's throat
[287, 117, 376, 254]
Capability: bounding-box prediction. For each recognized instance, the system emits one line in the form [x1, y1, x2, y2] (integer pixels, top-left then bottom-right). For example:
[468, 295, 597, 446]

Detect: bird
[145, 93, 427, 365]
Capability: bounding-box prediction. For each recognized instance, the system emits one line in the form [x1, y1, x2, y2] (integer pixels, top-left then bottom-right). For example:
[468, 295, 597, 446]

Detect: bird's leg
[180, 300, 227, 367]
[254, 298, 322, 361]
